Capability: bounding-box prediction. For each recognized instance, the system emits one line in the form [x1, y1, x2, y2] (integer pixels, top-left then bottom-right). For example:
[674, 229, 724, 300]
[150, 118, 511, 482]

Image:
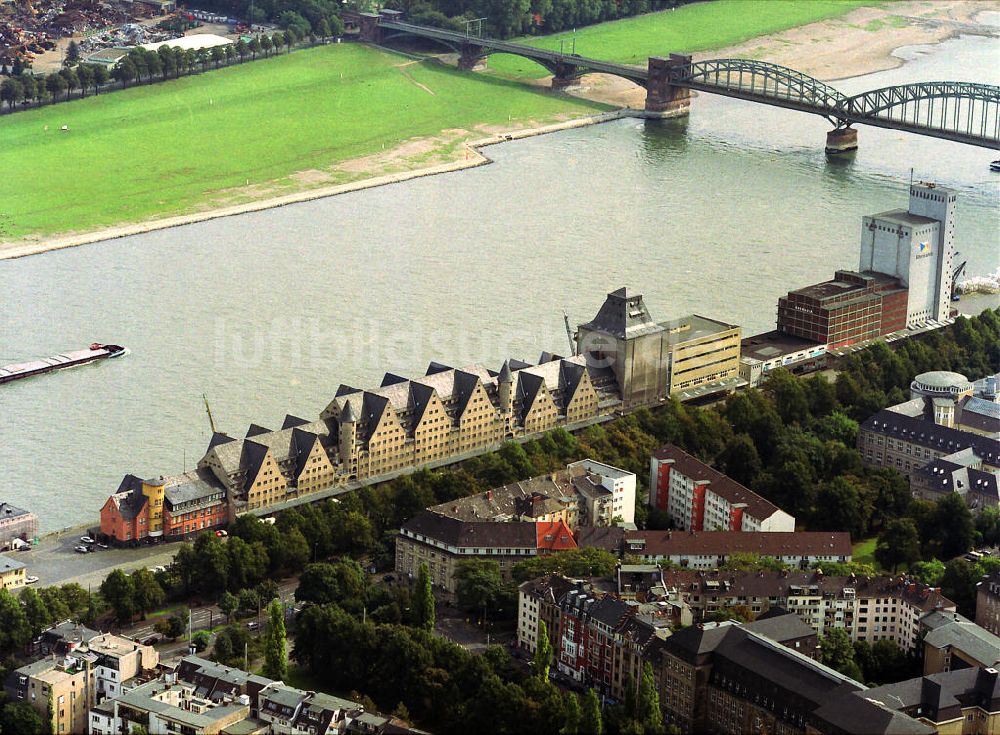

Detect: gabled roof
[281, 415, 309, 430]
[536, 520, 577, 551]
[291, 428, 320, 478]
[245, 424, 271, 438]
[207, 432, 235, 450]
[578, 287, 664, 339]
[402, 511, 537, 549]
[241, 441, 271, 492]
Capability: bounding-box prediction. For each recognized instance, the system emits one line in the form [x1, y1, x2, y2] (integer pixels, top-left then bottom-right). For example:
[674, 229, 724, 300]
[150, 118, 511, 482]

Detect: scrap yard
[0, 0, 222, 71]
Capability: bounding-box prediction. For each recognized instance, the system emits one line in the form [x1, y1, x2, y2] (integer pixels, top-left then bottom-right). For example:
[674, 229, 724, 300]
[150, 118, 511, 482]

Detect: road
[122, 579, 300, 662]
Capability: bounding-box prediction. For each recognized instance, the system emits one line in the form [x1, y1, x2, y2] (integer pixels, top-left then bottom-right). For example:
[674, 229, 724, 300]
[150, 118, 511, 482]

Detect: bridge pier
[645, 54, 692, 118]
[551, 63, 581, 90]
[825, 126, 859, 154]
[458, 44, 488, 71]
[358, 12, 382, 44]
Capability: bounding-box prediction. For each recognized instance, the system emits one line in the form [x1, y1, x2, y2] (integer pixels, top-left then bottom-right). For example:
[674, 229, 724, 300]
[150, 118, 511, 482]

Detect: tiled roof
[576, 526, 625, 553]
[402, 511, 538, 549]
[578, 287, 664, 339]
[861, 668, 1000, 722]
[923, 616, 1000, 667]
[652, 444, 782, 521]
[625, 530, 852, 558]
[536, 520, 577, 551]
[661, 569, 955, 614]
[0, 556, 26, 573]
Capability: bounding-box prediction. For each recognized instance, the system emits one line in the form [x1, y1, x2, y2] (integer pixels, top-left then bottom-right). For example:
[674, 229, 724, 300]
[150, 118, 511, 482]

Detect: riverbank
[0, 108, 628, 260]
[552, 0, 999, 108]
[3, 0, 996, 258]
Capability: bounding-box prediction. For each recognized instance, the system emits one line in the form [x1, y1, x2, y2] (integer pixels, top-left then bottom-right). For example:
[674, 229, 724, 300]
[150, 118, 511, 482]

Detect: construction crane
[203, 393, 217, 434]
[952, 259, 967, 301]
[563, 310, 576, 356]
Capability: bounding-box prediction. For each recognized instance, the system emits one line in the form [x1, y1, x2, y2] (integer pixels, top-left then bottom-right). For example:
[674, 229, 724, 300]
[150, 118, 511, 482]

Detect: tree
[101, 568, 136, 625]
[874, 518, 921, 572]
[717, 434, 762, 487]
[819, 628, 863, 681]
[131, 568, 165, 618]
[263, 598, 287, 680]
[414, 563, 435, 632]
[910, 558, 946, 586]
[192, 630, 211, 652]
[0, 701, 45, 735]
[210, 46, 224, 68]
[316, 18, 332, 40]
[929, 492, 975, 560]
[59, 66, 79, 98]
[19, 73, 37, 104]
[45, 72, 68, 100]
[249, 37, 262, 59]
[220, 591, 239, 621]
[112, 57, 136, 88]
[0, 588, 31, 657]
[76, 63, 94, 96]
[295, 561, 365, 606]
[533, 620, 553, 681]
[92, 64, 110, 91]
[454, 559, 506, 613]
[65, 40, 81, 65]
[638, 661, 664, 734]
[561, 691, 581, 735]
[20, 587, 51, 639]
[580, 688, 603, 735]
[1, 78, 24, 109]
[235, 39, 249, 62]
[940, 558, 980, 616]
[271, 31, 285, 52]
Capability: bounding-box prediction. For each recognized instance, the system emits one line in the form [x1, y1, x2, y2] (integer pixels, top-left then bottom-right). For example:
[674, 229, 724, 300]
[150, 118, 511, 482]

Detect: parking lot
[4, 527, 179, 590]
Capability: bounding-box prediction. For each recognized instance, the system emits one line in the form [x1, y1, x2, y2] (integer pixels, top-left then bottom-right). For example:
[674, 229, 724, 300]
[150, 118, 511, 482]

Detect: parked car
[74, 545, 90, 553]
[143, 636, 161, 646]
[25, 575, 39, 584]
[97, 543, 109, 549]
[80, 536, 95, 544]
[215, 530, 228, 537]
[246, 621, 260, 631]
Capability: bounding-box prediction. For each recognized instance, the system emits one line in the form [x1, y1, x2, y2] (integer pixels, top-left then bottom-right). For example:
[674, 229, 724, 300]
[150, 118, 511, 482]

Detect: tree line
[383, 0, 690, 39]
[0, 19, 343, 115]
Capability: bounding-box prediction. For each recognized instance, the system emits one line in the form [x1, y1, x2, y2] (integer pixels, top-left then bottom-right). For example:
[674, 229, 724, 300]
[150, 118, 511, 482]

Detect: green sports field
[488, 0, 875, 78]
[0, 45, 605, 239]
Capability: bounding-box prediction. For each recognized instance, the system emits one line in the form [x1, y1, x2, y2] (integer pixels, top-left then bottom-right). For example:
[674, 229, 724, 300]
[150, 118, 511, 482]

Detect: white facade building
[567, 459, 636, 526]
[859, 182, 957, 325]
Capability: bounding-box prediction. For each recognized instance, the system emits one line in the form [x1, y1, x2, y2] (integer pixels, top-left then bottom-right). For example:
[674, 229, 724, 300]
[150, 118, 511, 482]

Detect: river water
[2, 30, 998, 532]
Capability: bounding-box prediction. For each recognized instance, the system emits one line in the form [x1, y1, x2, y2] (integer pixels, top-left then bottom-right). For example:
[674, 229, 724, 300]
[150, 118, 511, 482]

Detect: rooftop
[660, 313, 739, 345]
[0, 503, 33, 520]
[741, 330, 825, 362]
[0, 555, 26, 574]
[623, 530, 852, 559]
[869, 208, 939, 227]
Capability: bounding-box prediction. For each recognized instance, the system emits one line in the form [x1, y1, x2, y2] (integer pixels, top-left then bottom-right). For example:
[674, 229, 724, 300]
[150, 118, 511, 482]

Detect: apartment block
[90, 655, 426, 735]
[649, 445, 795, 532]
[5, 657, 94, 735]
[655, 620, 933, 735]
[921, 611, 1000, 675]
[861, 667, 1000, 735]
[977, 571, 1000, 637]
[395, 511, 576, 593]
[859, 371, 1000, 513]
[621, 530, 852, 570]
[661, 569, 955, 651]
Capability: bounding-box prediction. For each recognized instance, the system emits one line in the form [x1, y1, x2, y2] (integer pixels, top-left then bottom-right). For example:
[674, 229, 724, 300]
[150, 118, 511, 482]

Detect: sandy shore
[4, 0, 997, 259]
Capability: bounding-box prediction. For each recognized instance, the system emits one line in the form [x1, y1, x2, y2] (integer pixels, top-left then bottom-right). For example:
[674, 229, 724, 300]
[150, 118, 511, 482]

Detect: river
[1, 29, 998, 532]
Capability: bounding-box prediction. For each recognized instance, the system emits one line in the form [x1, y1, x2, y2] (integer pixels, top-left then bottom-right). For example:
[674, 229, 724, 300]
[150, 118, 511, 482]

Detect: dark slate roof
[861, 668, 1000, 723]
[164, 470, 226, 508]
[426, 361, 452, 375]
[241, 441, 270, 492]
[381, 372, 409, 387]
[861, 409, 999, 467]
[0, 503, 31, 520]
[112, 474, 148, 520]
[578, 287, 663, 339]
[291, 428, 319, 478]
[740, 611, 816, 643]
[498, 360, 513, 383]
[339, 400, 357, 424]
[281, 415, 309, 430]
[577, 526, 625, 553]
[402, 511, 537, 549]
[207, 432, 235, 450]
[245, 424, 271, 438]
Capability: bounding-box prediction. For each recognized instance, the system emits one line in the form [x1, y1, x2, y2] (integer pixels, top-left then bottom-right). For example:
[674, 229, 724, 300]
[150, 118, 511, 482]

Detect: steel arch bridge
[675, 59, 1000, 149]
[367, 18, 1000, 150]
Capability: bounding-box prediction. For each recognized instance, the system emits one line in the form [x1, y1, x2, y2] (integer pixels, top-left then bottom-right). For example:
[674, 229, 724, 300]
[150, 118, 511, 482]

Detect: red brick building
[776, 270, 908, 348]
[100, 475, 151, 543]
[100, 471, 226, 544]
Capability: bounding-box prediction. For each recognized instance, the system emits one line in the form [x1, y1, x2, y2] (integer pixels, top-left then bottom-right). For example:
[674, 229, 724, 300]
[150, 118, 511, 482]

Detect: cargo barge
[0, 343, 127, 384]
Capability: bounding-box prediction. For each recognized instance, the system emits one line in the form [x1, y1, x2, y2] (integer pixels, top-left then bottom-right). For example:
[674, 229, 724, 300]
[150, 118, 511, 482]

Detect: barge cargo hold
[0, 343, 127, 384]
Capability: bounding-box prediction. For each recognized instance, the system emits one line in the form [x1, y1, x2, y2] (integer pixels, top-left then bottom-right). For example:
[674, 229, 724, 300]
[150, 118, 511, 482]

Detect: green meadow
[0, 45, 604, 239]
[487, 0, 875, 77]
[2, 0, 876, 240]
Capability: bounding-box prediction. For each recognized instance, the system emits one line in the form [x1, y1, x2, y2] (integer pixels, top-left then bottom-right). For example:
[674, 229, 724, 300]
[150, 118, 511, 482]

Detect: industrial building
[745, 181, 959, 376]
